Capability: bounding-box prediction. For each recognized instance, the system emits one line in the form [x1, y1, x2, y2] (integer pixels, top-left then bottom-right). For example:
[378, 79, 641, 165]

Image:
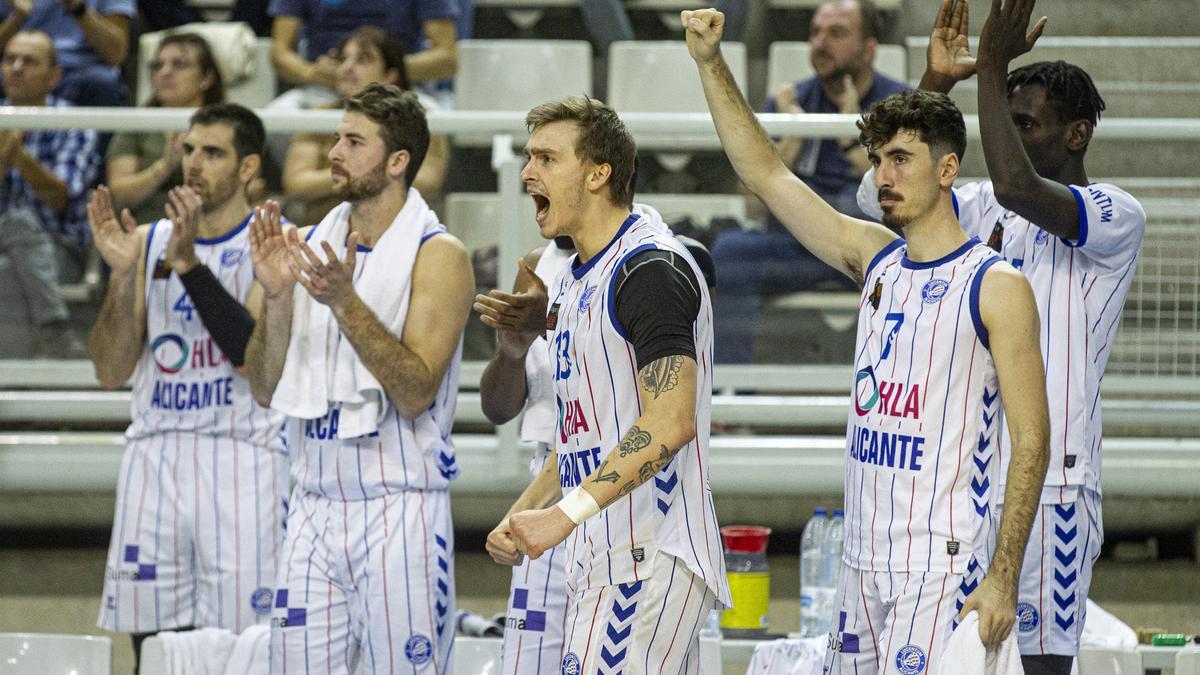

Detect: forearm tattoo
[639, 355, 682, 399]
[619, 426, 651, 457]
[592, 458, 620, 485]
[637, 445, 673, 483]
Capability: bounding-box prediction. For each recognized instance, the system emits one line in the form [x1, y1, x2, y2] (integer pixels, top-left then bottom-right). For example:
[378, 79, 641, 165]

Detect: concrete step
[905, 37, 1200, 83]
[958, 137, 1200, 179]
[893, 0, 1200, 39]
[941, 80, 1200, 118]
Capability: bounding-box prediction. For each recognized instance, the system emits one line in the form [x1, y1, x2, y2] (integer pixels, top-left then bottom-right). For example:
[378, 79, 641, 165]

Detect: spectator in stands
[0, 0, 134, 107]
[106, 33, 223, 225]
[266, 0, 459, 108]
[282, 26, 449, 225]
[709, 0, 907, 364]
[0, 30, 98, 356]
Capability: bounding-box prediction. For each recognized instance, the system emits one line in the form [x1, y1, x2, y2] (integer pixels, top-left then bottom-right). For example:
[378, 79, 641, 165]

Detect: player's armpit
[979, 262, 1050, 588]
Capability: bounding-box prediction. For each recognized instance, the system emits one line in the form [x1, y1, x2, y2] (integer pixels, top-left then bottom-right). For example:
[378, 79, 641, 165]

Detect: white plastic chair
[1075, 647, 1143, 675]
[766, 41, 908, 95]
[0, 632, 112, 675]
[1177, 647, 1200, 675]
[138, 635, 167, 675]
[454, 636, 503, 674]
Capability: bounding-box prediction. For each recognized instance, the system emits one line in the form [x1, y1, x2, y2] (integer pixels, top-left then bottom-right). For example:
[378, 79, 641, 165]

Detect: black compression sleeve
[178, 265, 256, 367]
[614, 250, 701, 371]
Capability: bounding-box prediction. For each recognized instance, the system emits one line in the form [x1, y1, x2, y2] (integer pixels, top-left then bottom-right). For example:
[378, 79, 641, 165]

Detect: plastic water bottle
[798, 507, 828, 637]
[816, 509, 846, 636]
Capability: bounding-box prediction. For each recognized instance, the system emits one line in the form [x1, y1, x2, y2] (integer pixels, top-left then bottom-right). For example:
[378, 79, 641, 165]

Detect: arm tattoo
[591, 458, 620, 485]
[639, 355, 682, 399]
[636, 445, 674, 484]
[618, 426, 652, 457]
[618, 481, 637, 496]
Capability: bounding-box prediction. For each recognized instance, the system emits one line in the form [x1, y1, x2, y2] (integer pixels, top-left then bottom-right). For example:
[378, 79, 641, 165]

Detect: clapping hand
[87, 186, 140, 275]
[474, 257, 549, 359]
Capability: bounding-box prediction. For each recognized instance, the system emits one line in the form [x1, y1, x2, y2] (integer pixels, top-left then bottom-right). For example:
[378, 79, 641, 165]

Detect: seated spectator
[282, 26, 448, 224]
[0, 0, 134, 107]
[710, 0, 907, 364]
[106, 33, 223, 224]
[267, 0, 458, 108]
[0, 30, 99, 356]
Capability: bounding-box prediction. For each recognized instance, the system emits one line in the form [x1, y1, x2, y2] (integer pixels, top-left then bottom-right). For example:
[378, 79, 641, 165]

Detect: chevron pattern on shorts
[1051, 504, 1079, 632]
[434, 534, 450, 637]
[599, 581, 643, 674]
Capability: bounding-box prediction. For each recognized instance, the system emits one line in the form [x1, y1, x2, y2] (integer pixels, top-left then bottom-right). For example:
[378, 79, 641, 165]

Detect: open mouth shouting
[530, 191, 551, 226]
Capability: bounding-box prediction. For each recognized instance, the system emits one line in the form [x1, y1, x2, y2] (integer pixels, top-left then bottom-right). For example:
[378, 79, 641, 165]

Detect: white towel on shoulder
[938, 611, 1024, 675]
[159, 627, 237, 675]
[271, 188, 445, 438]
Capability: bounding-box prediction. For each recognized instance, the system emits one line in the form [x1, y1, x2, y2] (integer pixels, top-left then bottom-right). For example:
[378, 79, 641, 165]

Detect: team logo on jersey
[561, 652, 581, 675]
[546, 303, 561, 331]
[577, 285, 598, 314]
[404, 634, 433, 664]
[896, 644, 927, 674]
[1035, 229, 1050, 245]
[221, 249, 244, 267]
[1017, 603, 1040, 632]
[920, 279, 950, 304]
[150, 334, 189, 374]
[853, 366, 879, 416]
[869, 278, 883, 310]
[987, 220, 1005, 252]
[250, 587, 272, 615]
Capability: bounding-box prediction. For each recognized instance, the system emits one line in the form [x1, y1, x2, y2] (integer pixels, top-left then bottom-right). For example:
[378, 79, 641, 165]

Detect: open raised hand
[977, 0, 1047, 71]
[926, 0, 977, 86]
[249, 200, 296, 299]
[88, 185, 140, 274]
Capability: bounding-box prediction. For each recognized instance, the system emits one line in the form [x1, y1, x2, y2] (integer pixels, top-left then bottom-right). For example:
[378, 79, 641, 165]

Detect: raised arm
[403, 18, 457, 83]
[87, 186, 147, 389]
[70, 3, 129, 65]
[287, 232, 474, 419]
[476, 248, 548, 425]
[919, 0, 977, 93]
[960, 262, 1050, 646]
[244, 201, 300, 405]
[975, 0, 1081, 239]
[682, 8, 896, 285]
[270, 15, 337, 88]
[107, 133, 182, 211]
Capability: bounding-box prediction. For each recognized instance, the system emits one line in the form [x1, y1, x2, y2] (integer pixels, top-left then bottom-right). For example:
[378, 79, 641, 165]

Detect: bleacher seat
[766, 41, 908, 93]
[1177, 647, 1200, 675]
[454, 39, 592, 146]
[1075, 648, 1143, 675]
[136, 28, 276, 108]
[0, 633, 111, 675]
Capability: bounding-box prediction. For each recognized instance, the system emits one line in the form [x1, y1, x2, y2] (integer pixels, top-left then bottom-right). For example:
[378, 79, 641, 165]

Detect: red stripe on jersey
[948, 340, 979, 574]
[926, 573, 950, 658]
[859, 571, 880, 671]
[381, 498, 396, 667]
[869, 474, 879, 567]
[660, 572, 697, 672]
[417, 492, 442, 673]
[888, 265, 915, 380]
[905, 475, 916, 570]
[581, 588, 605, 668]
[580, 349, 603, 442]
[921, 266, 957, 411]
[233, 438, 242, 631]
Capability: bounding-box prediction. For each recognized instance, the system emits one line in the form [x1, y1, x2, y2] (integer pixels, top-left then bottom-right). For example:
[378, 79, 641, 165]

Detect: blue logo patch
[561, 651, 581, 675]
[250, 587, 272, 615]
[921, 279, 950, 304]
[404, 635, 432, 664]
[578, 286, 597, 314]
[1035, 229, 1049, 245]
[221, 249, 244, 267]
[1017, 602, 1040, 632]
[896, 644, 927, 674]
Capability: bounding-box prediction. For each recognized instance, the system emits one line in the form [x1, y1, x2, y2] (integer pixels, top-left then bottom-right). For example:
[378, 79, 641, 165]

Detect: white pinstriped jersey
[844, 238, 1004, 575]
[520, 243, 576, 475]
[127, 216, 285, 451]
[546, 213, 731, 607]
[953, 181, 1145, 501]
[287, 232, 463, 499]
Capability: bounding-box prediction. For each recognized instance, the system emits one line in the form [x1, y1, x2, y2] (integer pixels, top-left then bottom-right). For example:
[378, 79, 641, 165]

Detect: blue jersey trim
[865, 238, 904, 280]
[1062, 185, 1089, 248]
[144, 219, 162, 271]
[304, 225, 317, 242]
[900, 237, 980, 270]
[605, 243, 659, 341]
[951, 190, 960, 219]
[969, 256, 1003, 350]
[572, 213, 637, 280]
[195, 212, 252, 246]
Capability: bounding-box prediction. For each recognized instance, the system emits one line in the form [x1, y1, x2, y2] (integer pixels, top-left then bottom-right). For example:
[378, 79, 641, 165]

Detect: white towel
[745, 637, 827, 675]
[223, 624, 270, 675]
[1080, 599, 1138, 651]
[271, 189, 445, 438]
[938, 611, 1024, 675]
[159, 627, 237, 675]
[632, 202, 671, 233]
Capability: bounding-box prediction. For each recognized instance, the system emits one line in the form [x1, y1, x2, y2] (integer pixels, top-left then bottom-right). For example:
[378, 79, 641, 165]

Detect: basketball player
[858, 2, 1145, 672]
[244, 83, 473, 674]
[483, 96, 730, 674]
[90, 104, 288, 665]
[685, 9, 1052, 674]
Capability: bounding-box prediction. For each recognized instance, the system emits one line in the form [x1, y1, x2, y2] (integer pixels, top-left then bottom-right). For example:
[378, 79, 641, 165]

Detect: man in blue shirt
[710, 0, 907, 363]
[0, 0, 134, 107]
[0, 30, 99, 356]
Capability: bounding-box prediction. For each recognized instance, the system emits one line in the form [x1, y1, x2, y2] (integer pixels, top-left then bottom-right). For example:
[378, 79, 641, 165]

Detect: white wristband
[556, 487, 601, 525]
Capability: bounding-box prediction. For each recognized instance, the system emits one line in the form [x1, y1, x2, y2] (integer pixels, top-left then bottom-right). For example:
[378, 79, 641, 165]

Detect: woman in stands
[106, 33, 225, 224]
[282, 26, 450, 224]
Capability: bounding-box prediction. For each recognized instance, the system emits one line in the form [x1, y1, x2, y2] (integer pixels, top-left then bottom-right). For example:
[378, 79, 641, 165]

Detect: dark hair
[149, 32, 224, 107]
[525, 96, 637, 207]
[858, 90, 966, 162]
[818, 0, 882, 41]
[1007, 60, 1106, 128]
[344, 82, 430, 186]
[189, 103, 265, 160]
[338, 25, 410, 91]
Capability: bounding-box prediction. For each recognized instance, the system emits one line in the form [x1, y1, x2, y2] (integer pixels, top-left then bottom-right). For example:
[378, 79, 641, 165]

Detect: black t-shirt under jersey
[612, 249, 702, 370]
